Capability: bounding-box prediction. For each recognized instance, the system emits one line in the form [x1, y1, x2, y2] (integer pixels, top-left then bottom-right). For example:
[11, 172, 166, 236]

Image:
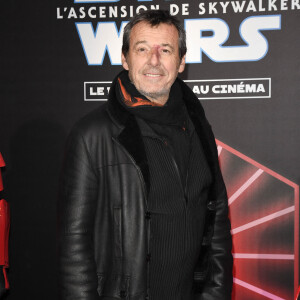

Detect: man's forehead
[133, 40, 175, 49]
[130, 21, 179, 44]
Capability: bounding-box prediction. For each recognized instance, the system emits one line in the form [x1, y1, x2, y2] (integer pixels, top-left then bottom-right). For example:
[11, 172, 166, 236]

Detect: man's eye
[162, 49, 170, 54]
[138, 48, 146, 52]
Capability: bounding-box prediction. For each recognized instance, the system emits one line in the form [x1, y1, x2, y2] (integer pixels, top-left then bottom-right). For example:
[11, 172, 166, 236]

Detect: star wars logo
[75, 15, 281, 65]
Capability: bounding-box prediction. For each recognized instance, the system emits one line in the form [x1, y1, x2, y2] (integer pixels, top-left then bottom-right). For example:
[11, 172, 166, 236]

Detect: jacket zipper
[160, 138, 188, 204]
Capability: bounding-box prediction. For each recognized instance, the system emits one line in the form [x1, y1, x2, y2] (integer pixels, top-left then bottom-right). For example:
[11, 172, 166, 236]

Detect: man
[58, 10, 232, 300]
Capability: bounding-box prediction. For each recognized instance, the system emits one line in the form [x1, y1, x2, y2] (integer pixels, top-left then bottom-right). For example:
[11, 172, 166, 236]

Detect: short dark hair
[122, 10, 187, 60]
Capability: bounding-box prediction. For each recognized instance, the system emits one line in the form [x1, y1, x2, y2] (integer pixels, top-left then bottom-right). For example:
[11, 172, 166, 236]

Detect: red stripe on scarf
[118, 78, 162, 107]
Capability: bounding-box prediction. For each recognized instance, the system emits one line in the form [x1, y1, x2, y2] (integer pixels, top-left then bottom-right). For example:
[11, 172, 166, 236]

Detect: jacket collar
[107, 73, 150, 192]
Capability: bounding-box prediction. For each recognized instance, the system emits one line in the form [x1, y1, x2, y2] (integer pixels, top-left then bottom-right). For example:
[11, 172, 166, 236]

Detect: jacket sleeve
[196, 174, 233, 300]
[58, 127, 100, 300]
[195, 132, 233, 300]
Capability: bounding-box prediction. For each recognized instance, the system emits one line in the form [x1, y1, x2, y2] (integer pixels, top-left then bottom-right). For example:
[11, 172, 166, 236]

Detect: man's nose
[148, 47, 161, 66]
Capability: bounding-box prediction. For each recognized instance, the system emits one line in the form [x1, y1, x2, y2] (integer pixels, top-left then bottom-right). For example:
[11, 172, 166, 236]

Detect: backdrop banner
[1, 0, 299, 299]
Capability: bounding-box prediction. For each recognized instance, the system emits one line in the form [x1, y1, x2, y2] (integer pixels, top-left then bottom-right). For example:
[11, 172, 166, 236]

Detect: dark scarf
[116, 70, 187, 127]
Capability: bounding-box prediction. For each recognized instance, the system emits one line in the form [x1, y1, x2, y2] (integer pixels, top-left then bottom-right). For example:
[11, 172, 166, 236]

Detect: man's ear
[178, 55, 186, 73]
[121, 53, 129, 70]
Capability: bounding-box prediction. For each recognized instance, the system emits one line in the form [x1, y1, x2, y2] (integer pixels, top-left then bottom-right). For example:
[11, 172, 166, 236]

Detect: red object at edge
[0, 153, 5, 192]
[0, 153, 9, 290]
[0, 199, 9, 289]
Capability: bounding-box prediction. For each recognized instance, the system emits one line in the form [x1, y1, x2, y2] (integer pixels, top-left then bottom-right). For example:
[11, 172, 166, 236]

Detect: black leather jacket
[58, 76, 233, 300]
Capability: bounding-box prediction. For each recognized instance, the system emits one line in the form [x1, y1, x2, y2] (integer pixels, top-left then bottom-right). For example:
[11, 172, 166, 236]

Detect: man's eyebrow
[133, 41, 175, 50]
[133, 41, 147, 47]
[161, 43, 174, 50]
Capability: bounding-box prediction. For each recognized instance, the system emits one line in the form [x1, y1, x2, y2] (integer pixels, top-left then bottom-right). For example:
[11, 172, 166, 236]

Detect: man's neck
[147, 95, 169, 106]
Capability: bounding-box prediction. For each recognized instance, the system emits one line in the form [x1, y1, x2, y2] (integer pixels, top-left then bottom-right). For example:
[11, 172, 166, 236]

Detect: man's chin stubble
[138, 88, 169, 104]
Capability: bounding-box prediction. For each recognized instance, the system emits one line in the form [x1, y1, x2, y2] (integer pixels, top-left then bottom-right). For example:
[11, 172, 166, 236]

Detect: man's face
[121, 21, 186, 105]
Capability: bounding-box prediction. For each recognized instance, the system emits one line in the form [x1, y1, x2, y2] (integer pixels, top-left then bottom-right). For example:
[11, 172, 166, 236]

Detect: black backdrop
[1, 0, 299, 299]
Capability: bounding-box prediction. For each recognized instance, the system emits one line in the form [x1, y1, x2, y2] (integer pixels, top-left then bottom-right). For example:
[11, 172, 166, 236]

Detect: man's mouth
[144, 73, 162, 77]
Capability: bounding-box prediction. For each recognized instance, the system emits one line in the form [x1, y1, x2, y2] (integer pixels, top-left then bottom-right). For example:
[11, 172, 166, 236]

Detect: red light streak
[228, 169, 264, 205]
[233, 253, 294, 260]
[232, 205, 295, 235]
[234, 278, 285, 300]
[217, 145, 223, 156]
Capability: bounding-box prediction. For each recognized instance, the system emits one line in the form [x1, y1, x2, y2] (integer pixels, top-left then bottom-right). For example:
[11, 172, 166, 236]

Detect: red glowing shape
[216, 140, 299, 300]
